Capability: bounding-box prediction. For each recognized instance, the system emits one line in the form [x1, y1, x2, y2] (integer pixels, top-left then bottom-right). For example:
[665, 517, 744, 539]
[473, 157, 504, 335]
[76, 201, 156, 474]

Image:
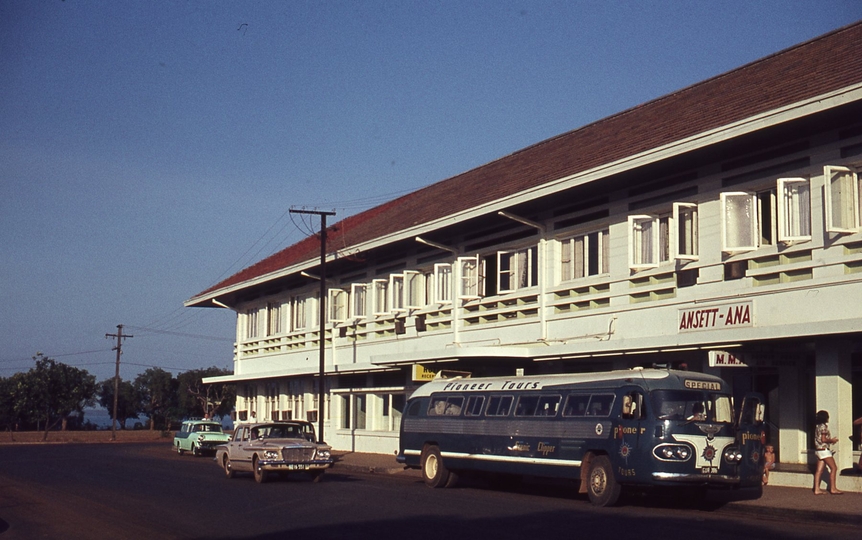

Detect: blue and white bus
[397, 368, 765, 506]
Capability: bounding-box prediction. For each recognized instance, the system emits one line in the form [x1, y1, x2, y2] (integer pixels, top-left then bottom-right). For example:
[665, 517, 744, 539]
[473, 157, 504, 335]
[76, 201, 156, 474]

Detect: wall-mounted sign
[708, 350, 802, 368]
[678, 301, 753, 333]
[708, 350, 749, 367]
[412, 364, 437, 382]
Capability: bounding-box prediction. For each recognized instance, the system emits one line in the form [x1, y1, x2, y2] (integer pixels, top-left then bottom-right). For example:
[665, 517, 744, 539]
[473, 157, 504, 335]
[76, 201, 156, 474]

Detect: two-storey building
[186, 23, 862, 474]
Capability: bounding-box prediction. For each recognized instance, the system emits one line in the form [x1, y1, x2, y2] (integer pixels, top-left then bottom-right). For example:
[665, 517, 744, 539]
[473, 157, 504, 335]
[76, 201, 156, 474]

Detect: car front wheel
[176, 442, 184, 455]
[223, 455, 235, 479]
[253, 456, 268, 484]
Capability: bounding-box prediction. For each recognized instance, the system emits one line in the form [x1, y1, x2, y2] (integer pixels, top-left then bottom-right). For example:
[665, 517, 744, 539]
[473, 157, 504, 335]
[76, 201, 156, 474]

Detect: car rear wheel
[253, 456, 268, 484]
[223, 455, 234, 479]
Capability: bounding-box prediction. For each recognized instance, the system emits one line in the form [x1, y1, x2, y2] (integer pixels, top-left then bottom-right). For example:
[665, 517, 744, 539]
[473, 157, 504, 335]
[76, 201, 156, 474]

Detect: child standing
[762, 444, 776, 485]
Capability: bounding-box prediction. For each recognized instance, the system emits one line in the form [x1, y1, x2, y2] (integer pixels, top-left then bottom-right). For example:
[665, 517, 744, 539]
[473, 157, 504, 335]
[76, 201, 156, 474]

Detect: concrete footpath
[332, 452, 862, 527]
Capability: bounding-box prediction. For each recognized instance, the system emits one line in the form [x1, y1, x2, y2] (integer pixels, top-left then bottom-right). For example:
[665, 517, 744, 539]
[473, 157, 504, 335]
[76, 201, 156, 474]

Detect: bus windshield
[651, 390, 733, 423]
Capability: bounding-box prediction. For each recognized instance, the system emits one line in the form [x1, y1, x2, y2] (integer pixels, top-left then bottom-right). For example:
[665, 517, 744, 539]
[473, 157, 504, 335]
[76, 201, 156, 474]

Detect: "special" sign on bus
[678, 301, 753, 333]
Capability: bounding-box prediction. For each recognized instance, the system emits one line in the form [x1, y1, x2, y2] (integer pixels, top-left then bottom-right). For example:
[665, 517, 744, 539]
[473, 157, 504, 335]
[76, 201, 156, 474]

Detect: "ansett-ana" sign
[678, 301, 753, 333]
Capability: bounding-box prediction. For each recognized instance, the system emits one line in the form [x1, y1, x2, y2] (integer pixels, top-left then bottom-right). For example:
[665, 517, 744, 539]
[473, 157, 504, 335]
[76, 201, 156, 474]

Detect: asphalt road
[0, 442, 847, 540]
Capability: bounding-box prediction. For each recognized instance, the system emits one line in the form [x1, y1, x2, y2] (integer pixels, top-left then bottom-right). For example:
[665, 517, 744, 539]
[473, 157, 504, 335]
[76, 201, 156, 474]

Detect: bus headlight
[654, 444, 693, 461]
[723, 447, 743, 463]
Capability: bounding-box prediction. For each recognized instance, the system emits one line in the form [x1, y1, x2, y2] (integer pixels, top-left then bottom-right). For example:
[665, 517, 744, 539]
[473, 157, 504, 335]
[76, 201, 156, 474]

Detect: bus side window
[465, 396, 485, 416]
[444, 397, 464, 416]
[429, 396, 464, 416]
[588, 394, 614, 416]
[563, 394, 590, 417]
[429, 397, 447, 416]
[407, 400, 423, 417]
[537, 395, 561, 416]
[515, 396, 540, 416]
[486, 395, 513, 416]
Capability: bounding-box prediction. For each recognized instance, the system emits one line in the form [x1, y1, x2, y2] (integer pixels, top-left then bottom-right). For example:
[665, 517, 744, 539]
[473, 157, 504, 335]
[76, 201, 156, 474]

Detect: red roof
[190, 22, 862, 303]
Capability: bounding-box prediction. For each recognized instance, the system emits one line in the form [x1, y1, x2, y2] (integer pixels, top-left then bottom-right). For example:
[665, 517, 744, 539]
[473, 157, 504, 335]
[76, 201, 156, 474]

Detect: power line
[124, 325, 233, 342]
[122, 361, 207, 373]
[0, 348, 114, 364]
[185, 186, 420, 301]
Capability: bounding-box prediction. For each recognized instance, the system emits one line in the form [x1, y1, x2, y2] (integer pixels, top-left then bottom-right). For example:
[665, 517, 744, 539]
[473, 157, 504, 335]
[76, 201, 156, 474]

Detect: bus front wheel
[421, 445, 453, 488]
[587, 455, 621, 507]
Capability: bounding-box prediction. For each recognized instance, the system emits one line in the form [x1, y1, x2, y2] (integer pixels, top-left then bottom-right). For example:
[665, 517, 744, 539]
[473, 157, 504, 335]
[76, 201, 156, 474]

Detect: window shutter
[824, 166, 860, 234]
[777, 178, 811, 243]
[672, 202, 699, 260]
[720, 192, 758, 253]
[628, 215, 659, 270]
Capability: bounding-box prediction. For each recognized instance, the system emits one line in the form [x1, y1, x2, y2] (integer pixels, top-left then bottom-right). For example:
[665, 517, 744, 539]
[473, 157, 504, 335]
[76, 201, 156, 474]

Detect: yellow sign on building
[412, 364, 437, 382]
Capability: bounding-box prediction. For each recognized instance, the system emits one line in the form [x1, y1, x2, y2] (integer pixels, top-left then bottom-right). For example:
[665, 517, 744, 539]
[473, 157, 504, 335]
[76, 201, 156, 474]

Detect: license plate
[701, 466, 717, 474]
[288, 464, 309, 471]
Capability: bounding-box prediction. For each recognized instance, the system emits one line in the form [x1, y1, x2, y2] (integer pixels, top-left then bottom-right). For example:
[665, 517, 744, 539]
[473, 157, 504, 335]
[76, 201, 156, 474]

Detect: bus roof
[407, 368, 726, 399]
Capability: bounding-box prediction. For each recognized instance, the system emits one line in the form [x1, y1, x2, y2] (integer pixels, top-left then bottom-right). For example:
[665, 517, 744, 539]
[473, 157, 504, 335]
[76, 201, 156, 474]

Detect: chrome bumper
[259, 459, 333, 471]
[651, 472, 739, 484]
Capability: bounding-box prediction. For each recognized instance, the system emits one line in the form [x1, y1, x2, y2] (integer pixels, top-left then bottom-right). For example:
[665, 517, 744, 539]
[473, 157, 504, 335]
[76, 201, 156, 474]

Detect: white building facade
[187, 24, 862, 474]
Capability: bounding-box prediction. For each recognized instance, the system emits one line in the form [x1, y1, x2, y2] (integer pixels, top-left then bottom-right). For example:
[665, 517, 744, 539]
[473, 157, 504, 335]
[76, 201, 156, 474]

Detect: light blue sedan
[174, 419, 231, 456]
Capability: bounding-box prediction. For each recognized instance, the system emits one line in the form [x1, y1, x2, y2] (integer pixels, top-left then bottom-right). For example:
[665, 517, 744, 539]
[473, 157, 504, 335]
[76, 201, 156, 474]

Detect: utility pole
[105, 324, 133, 441]
[289, 208, 335, 443]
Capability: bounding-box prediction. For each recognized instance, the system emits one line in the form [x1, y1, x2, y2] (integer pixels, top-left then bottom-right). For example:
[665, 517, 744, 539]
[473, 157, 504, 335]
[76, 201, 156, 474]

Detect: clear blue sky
[2, 1, 861, 384]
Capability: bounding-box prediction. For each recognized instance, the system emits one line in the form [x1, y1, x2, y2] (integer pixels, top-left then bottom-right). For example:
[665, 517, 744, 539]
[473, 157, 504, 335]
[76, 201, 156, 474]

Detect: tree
[21, 354, 97, 440]
[97, 377, 141, 430]
[0, 375, 23, 440]
[134, 367, 177, 430]
[177, 367, 235, 419]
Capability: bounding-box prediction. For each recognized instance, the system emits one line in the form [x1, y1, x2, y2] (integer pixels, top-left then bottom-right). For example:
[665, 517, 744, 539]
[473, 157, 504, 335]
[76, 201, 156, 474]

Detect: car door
[176, 423, 190, 450]
[231, 426, 253, 471]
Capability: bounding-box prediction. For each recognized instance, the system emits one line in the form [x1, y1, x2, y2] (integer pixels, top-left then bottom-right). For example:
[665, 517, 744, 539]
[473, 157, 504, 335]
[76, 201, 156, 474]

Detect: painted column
[815, 340, 853, 471]
[778, 362, 806, 465]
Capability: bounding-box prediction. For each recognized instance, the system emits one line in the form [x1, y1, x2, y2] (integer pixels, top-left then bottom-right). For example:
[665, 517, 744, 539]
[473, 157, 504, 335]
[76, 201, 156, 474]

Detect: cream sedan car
[215, 421, 333, 483]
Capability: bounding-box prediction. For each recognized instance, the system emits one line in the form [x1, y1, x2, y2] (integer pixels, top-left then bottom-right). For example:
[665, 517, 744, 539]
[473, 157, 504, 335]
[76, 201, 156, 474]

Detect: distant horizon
[80, 407, 233, 430]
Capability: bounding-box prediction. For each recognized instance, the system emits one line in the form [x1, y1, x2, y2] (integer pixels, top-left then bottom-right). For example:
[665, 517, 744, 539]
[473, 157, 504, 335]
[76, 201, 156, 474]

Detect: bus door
[615, 388, 646, 480]
[736, 392, 766, 488]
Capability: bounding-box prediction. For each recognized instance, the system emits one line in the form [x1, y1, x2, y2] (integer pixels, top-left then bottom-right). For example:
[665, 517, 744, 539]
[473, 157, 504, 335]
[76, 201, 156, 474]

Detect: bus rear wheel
[587, 455, 621, 507]
[421, 445, 454, 488]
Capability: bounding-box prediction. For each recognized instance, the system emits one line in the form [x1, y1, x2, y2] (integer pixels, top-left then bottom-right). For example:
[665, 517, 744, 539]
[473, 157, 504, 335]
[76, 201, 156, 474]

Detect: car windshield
[194, 424, 223, 433]
[255, 424, 304, 439]
[651, 390, 732, 423]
